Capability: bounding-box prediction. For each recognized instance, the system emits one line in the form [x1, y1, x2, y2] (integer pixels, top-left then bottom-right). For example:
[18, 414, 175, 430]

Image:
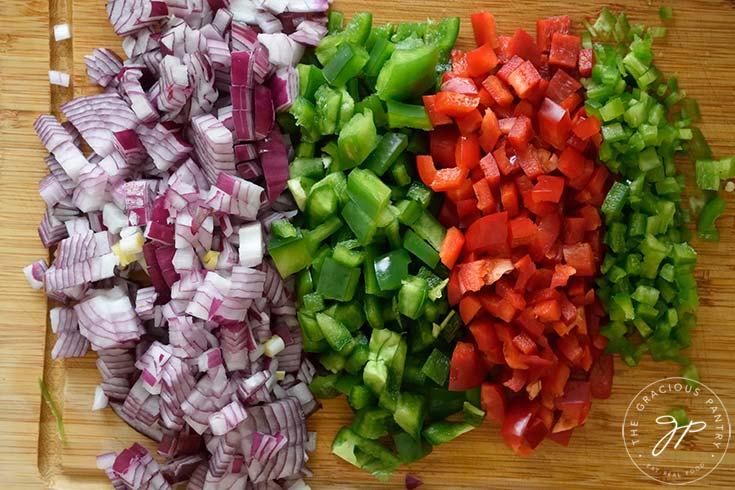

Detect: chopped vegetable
[39, 378, 65, 441]
[277, 12, 477, 480]
[585, 9, 723, 370]
[29, 1, 332, 487]
[420, 12, 612, 455]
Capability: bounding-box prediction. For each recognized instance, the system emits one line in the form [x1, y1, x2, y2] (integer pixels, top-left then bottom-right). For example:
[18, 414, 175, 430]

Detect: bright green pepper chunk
[376, 46, 439, 102]
[397, 275, 428, 320]
[347, 168, 392, 219]
[697, 196, 726, 241]
[338, 110, 380, 168]
[268, 231, 311, 278]
[422, 421, 475, 445]
[695, 160, 721, 191]
[322, 42, 370, 87]
[316, 258, 361, 302]
[421, 348, 450, 386]
[353, 407, 393, 440]
[331, 427, 400, 481]
[393, 392, 425, 440]
[373, 249, 411, 291]
[363, 132, 408, 176]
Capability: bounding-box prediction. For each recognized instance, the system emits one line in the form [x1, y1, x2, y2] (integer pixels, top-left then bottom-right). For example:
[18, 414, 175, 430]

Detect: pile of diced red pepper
[419, 13, 614, 455]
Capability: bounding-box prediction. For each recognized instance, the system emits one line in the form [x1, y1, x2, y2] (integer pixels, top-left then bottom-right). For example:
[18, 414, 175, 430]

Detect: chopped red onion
[406, 474, 424, 489]
[23, 259, 48, 290]
[30, 1, 329, 486]
[53, 23, 72, 41]
[48, 70, 71, 87]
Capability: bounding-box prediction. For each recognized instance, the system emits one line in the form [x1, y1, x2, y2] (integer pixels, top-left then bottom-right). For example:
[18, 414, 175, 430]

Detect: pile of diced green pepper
[269, 12, 484, 480]
[584, 9, 728, 376]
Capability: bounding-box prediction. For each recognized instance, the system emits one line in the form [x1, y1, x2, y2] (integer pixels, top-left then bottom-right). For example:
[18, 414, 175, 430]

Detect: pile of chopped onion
[27, 0, 331, 488]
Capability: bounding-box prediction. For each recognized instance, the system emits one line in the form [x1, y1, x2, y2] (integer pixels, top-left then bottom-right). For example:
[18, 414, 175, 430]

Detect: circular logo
[622, 377, 731, 485]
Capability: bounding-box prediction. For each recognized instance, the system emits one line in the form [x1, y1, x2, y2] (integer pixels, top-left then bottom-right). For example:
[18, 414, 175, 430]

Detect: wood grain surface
[1, 0, 734, 488]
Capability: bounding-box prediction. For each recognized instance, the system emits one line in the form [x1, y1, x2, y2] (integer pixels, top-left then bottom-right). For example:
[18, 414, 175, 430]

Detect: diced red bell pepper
[456, 198, 483, 228]
[548, 33, 580, 69]
[563, 217, 585, 245]
[513, 254, 536, 291]
[479, 291, 517, 323]
[451, 51, 470, 77]
[500, 180, 520, 217]
[496, 35, 512, 64]
[508, 115, 534, 149]
[473, 178, 497, 213]
[496, 55, 525, 83]
[430, 126, 459, 167]
[547, 428, 574, 446]
[481, 382, 506, 424]
[459, 293, 483, 324]
[502, 399, 548, 455]
[578, 48, 594, 77]
[503, 368, 528, 392]
[536, 15, 571, 52]
[445, 176, 475, 203]
[479, 152, 501, 189]
[496, 278, 527, 310]
[447, 268, 462, 306]
[438, 198, 458, 228]
[478, 87, 493, 108]
[532, 299, 562, 322]
[509, 217, 537, 247]
[442, 76, 479, 95]
[507, 61, 543, 100]
[467, 43, 499, 78]
[456, 134, 481, 169]
[589, 354, 614, 399]
[557, 146, 585, 179]
[431, 166, 469, 192]
[545, 69, 582, 105]
[464, 211, 508, 254]
[515, 308, 545, 337]
[512, 331, 538, 355]
[508, 28, 542, 67]
[455, 109, 483, 135]
[435, 91, 481, 117]
[482, 75, 514, 107]
[449, 341, 488, 391]
[416, 155, 437, 187]
[531, 175, 565, 203]
[579, 205, 602, 231]
[440, 226, 465, 269]
[479, 109, 502, 153]
[516, 147, 543, 179]
[553, 380, 591, 431]
[572, 114, 601, 141]
[537, 98, 572, 150]
[423, 95, 453, 127]
[493, 145, 518, 176]
[471, 12, 499, 48]
[513, 100, 535, 119]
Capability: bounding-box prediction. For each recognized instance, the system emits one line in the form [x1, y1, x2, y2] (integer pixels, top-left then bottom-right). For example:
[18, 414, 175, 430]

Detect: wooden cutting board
[1, 0, 734, 488]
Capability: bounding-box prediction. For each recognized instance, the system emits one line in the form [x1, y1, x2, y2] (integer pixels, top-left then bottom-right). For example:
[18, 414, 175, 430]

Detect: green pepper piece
[393, 392, 426, 440]
[407, 182, 433, 208]
[409, 321, 436, 354]
[327, 301, 366, 333]
[412, 211, 446, 251]
[296, 269, 314, 298]
[393, 431, 433, 464]
[323, 43, 370, 87]
[364, 37, 396, 79]
[395, 199, 423, 226]
[331, 427, 400, 481]
[297, 64, 326, 102]
[310, 373, 341, 398]
[376, 46, 439, 102]
[403, 230, 440, 268]
[342, 201, 378, 245]
[268, 231, 311, 278]
[695, 160, 721, 191]
[338, 110, 380, 168]
[301, 292, 325, 314]
[423, 17, 461, 58]
[327, 11, 344, 34]
[349, 384, 376, 411]
[373, 249, 411, 291]
[345, 334, 370, 374]
[421, 348, 450, 386]
[352, 407, 393, 439]
[364, 295, 386, 328]
[386, 100, 433, 130]
[355, 94, 388, 128]
[463, 401, 486, 427]
[316, 311, 355, 355]
[398, 276, 429, 320]
[306, 217, 343, 252]
[697, 196, 726, 241]
[317, 12, 373, 65]
[335, 373, 362, 396]
[346, 168, 392, 219]
[601, 181, 630, 219]
[287, 177, 313, 212]
[402, 355, 427, 387]
[422, 421, 475, 445]
[314, 85, 342, 136]
[320, 350, 347, 373]
[427, 387, 465, 419]
[316, 258, 361, 302]
[306, 184, 338, 226]
[391, 155, 412, 187]
[363, 132, 408, 176]
[290, 157, 325, 180]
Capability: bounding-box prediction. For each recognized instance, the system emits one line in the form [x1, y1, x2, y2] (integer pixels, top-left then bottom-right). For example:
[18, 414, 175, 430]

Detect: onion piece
[23, 259, 48, 290]
[48, 70, 71, 87]
[53, 23, 72, 41]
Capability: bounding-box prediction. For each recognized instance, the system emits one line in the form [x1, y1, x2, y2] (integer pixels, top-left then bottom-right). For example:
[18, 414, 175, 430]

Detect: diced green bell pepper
[338, 110, 380, 168]
[393, 392, 425, 440]
[398, 276, 429, 320]
[316, 257, 361, 302]
[422, 421, 475, 445]
[364, 132, 408, 176]
[376, 46, 439, 101]
[316, 311, 355, 354]
[373, 249, 411, 291]
[421, 348, 450, 386]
